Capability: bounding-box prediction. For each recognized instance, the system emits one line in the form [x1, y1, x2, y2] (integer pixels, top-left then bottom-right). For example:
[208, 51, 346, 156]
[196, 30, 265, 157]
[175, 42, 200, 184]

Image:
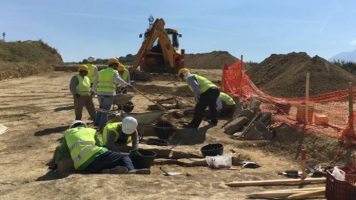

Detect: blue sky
[1, 0, 355, 62]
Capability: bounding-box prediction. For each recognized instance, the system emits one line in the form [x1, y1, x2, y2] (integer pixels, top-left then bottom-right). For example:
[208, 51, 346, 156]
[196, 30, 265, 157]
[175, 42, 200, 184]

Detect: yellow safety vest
[187, 74, 217, 94]
[97, 68, 117, 93]
[219, 92, 236, 105]
[75, 74, 91, 96]
[102, 122, 132, 145]
[119, 69, 129, 82]
[65, 127, 104, 170]
[86, 63, 96, 83]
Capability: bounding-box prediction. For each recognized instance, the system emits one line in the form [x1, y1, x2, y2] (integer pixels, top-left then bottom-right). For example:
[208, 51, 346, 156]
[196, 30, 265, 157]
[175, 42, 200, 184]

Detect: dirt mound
[0, 40, 63, 81]
[247, 52, 356, 97]
[185, 51, 251, 70]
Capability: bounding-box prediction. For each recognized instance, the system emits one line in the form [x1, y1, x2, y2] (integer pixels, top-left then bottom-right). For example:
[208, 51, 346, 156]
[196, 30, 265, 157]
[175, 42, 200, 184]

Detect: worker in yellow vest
[116, 63, 130, 94]
[54, 120, 150, 174]
[102, 117, 139, 152]
[178, 68, 220, 129]
[216, 92, 236, 116]
[69, 65, 96, 122]
[85, 56, 98, 87]
[91, 58, 130, 129]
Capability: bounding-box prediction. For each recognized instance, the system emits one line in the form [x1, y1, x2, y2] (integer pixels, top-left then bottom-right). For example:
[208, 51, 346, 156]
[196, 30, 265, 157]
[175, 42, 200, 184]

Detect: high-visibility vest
[219, 92, 236, 105]
[119, 69, 129, 82]
[86, 64, 96, 83]
[102, 122, 132, 145]
[187, 74, 217, 94]
[75, 74, 91, 96]
[65, 127, 104, 170]
[97, 68, 117, 93]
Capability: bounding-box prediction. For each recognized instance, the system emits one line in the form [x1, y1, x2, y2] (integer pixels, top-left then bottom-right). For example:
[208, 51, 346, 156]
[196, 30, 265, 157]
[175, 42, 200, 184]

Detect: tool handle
[130, 85, 167, 111]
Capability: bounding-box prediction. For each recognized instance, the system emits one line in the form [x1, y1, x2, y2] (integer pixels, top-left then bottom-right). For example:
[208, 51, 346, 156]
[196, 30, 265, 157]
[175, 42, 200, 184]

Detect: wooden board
[226, 178, 326, 187]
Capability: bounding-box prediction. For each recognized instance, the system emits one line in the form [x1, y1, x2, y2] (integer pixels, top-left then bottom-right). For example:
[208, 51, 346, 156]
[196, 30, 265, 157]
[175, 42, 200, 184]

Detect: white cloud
[350, 40, 356, 45]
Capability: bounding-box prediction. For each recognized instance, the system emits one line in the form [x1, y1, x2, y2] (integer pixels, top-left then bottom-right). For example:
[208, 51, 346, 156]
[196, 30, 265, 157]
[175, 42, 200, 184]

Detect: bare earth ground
[0, 71, 329, 200]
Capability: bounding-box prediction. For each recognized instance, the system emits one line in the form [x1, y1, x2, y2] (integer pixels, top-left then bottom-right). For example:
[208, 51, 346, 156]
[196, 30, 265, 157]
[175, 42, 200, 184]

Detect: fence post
[240, 55, 243, 97]
[349, 82, 353, 118]
[305, 73, 310, 124]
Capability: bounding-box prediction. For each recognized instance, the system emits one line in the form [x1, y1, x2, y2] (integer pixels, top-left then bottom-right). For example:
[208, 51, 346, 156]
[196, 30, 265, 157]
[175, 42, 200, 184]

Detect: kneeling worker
[102, 117, 139, 152]
[178, 68, 220, 128]
[54, 120, 149, 174]
[216, 92, 236, 115]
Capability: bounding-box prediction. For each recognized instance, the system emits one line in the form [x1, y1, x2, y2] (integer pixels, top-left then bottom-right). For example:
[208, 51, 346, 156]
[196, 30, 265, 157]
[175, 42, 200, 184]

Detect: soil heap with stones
[185, 51, 251, 70]
[246, 52, 356, 98]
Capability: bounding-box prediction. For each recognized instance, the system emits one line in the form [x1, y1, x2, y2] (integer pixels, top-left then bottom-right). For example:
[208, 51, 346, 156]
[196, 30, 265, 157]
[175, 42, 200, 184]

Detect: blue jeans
[84, 151, 135, 173]
[94, 95, 114, 128]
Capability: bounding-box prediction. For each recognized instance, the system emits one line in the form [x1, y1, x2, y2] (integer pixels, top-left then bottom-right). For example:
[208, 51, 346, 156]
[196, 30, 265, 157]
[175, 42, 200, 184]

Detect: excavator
[130, 17, 185, 81]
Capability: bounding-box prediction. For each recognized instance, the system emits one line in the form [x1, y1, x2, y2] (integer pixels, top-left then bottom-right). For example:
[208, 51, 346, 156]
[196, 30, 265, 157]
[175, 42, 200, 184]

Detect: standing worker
[178, 68, 220, 129]
[91, 58, 129, 129]
[69, 65, 96, 122]
[216, 92, 236, 116]
[54, 120, 150, 174]
[85, 56, 98, 87]
[116, 63, 130, 94]
[102, 117, 139, 152]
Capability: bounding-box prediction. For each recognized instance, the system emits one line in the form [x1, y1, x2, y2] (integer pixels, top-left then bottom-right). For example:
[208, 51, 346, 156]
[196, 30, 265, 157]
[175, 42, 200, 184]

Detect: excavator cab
[131, 17, 185, 80]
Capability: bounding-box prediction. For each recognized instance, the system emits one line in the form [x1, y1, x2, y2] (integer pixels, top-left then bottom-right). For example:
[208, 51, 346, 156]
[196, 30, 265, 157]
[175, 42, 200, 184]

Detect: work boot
[102, 166, 129, 174]
[128, 168, 151, 175]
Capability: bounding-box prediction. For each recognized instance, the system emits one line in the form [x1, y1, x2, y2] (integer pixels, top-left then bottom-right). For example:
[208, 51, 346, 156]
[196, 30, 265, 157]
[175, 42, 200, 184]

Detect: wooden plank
[226, 178, 326, 187]
[286, 189, 325, 199]
[247, 187, 325, 199]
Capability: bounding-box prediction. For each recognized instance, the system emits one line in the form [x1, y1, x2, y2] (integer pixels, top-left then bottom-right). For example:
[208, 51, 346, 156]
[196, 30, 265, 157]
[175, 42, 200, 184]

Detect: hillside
[185, 51, 251, 70]
[0, 40, 63, 80]
[247, 52, 356, 97]
[329, 49, 356, 62]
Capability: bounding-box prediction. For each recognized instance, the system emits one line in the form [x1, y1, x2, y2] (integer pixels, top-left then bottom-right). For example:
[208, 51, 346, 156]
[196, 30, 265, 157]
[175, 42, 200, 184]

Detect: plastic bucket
[129, 150, 157, 169]
[201, 143, 224, 157]
[154, 120, 176, 139]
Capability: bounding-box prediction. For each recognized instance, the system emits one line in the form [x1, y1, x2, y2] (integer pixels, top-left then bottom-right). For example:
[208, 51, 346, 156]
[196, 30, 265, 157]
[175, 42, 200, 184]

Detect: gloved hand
[75, 94, 81, 98]
[48, 164, 58, 170]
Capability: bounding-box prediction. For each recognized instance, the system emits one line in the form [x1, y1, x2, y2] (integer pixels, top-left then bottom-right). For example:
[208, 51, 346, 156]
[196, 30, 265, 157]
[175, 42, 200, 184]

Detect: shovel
[159, 167, 181, 176]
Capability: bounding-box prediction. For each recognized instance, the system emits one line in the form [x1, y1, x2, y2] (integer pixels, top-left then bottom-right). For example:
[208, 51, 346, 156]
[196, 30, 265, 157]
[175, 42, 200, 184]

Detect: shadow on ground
[34, 126, 68, 136]
[54, 105, 74, 112]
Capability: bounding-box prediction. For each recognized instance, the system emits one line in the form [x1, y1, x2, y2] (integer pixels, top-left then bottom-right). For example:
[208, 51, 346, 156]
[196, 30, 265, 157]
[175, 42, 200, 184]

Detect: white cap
[122, 117, 138, 134]
[69, 120, 87, 129]
[88, 56, 95, 62]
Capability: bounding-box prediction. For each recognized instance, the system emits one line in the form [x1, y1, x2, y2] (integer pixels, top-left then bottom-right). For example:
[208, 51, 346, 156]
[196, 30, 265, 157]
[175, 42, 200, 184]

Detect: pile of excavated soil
[246, 52, 356, 98]
[185, 51, 251, 70]
[0, 40, 63, 81]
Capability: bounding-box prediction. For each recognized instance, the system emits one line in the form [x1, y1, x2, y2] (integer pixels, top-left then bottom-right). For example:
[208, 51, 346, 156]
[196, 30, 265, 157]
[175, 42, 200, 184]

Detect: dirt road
[0, 71, 323, 199]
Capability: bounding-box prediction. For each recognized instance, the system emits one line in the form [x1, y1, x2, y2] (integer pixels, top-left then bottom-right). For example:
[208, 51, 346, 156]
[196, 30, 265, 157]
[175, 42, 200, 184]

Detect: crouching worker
[54, 120, 150, 174]
[216, 92, 236, 116]
[102, 117, 139, 152]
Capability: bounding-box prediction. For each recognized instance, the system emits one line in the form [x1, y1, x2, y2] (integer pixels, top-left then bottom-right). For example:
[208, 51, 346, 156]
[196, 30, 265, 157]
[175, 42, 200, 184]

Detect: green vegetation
[79, 54, 136, 65]
[332, 60, 356, 75]
[0, 39, 62, 63]
[245, 61, 259, 68]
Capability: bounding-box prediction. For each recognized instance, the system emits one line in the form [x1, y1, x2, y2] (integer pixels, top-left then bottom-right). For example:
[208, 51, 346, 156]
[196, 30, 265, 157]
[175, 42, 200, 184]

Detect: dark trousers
[84, 150, 135, 173]
[190, 87, 220, 127]
[74, 96, 96, 121]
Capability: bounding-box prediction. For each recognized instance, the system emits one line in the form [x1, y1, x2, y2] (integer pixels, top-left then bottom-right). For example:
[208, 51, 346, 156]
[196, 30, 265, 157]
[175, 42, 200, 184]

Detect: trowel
[159, 167, 181, 176]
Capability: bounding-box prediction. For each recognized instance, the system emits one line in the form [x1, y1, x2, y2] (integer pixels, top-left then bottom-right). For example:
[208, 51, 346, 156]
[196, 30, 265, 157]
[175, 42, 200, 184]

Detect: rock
[259, 112, 272, 123]
[224, 117, 250, 135]
[243, 125, 263, 140]
[237, 109, 255, 120]
[232, 102, 245, 118]
[246, 99, 261, 112]
[255, 121, 273, 139]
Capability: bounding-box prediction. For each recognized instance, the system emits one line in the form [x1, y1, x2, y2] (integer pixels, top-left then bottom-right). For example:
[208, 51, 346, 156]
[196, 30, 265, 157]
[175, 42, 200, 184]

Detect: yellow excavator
[130, 17, 185, 80]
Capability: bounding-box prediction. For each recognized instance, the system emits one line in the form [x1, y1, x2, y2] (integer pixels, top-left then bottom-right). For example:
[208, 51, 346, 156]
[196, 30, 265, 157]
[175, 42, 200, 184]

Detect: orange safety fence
[221, 60, 356, 139]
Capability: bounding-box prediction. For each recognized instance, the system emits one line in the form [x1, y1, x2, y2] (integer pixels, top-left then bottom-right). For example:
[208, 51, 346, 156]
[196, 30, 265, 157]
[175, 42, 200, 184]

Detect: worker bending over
[85, 56, 98, 87]
[69, 65, 96, 122]
[116, 63, 130, 94]
[216, 92, 236, 116]
[91, 58, 129, 129]
[55, 120, 150, 174]
[102, 117, 139, 152]
[178, 68, 220, 129]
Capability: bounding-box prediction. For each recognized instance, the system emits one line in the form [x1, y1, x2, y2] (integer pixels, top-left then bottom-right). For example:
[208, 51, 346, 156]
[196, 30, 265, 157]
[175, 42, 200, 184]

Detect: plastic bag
[332, 166, 346, 181]
[205, 155, 232, 169]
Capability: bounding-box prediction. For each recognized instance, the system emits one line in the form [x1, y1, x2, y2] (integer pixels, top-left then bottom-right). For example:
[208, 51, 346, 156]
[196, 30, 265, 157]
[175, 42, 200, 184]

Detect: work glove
[75, 94, 81, 98]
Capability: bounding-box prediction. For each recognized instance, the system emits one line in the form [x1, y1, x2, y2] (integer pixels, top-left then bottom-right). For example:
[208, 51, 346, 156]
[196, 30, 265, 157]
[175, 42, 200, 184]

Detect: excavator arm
[131, 18, 175, 73]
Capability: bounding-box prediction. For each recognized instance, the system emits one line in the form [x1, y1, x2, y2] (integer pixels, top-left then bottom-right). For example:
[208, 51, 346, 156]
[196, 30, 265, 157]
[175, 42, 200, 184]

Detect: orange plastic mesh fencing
[221, 60, 356, 138]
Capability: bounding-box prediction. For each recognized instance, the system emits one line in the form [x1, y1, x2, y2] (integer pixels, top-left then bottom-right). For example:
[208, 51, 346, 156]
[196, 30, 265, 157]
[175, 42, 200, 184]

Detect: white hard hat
[69, 120, 87, 129]
[88, 56, 95, 62]
[122, 117, 138, 134]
